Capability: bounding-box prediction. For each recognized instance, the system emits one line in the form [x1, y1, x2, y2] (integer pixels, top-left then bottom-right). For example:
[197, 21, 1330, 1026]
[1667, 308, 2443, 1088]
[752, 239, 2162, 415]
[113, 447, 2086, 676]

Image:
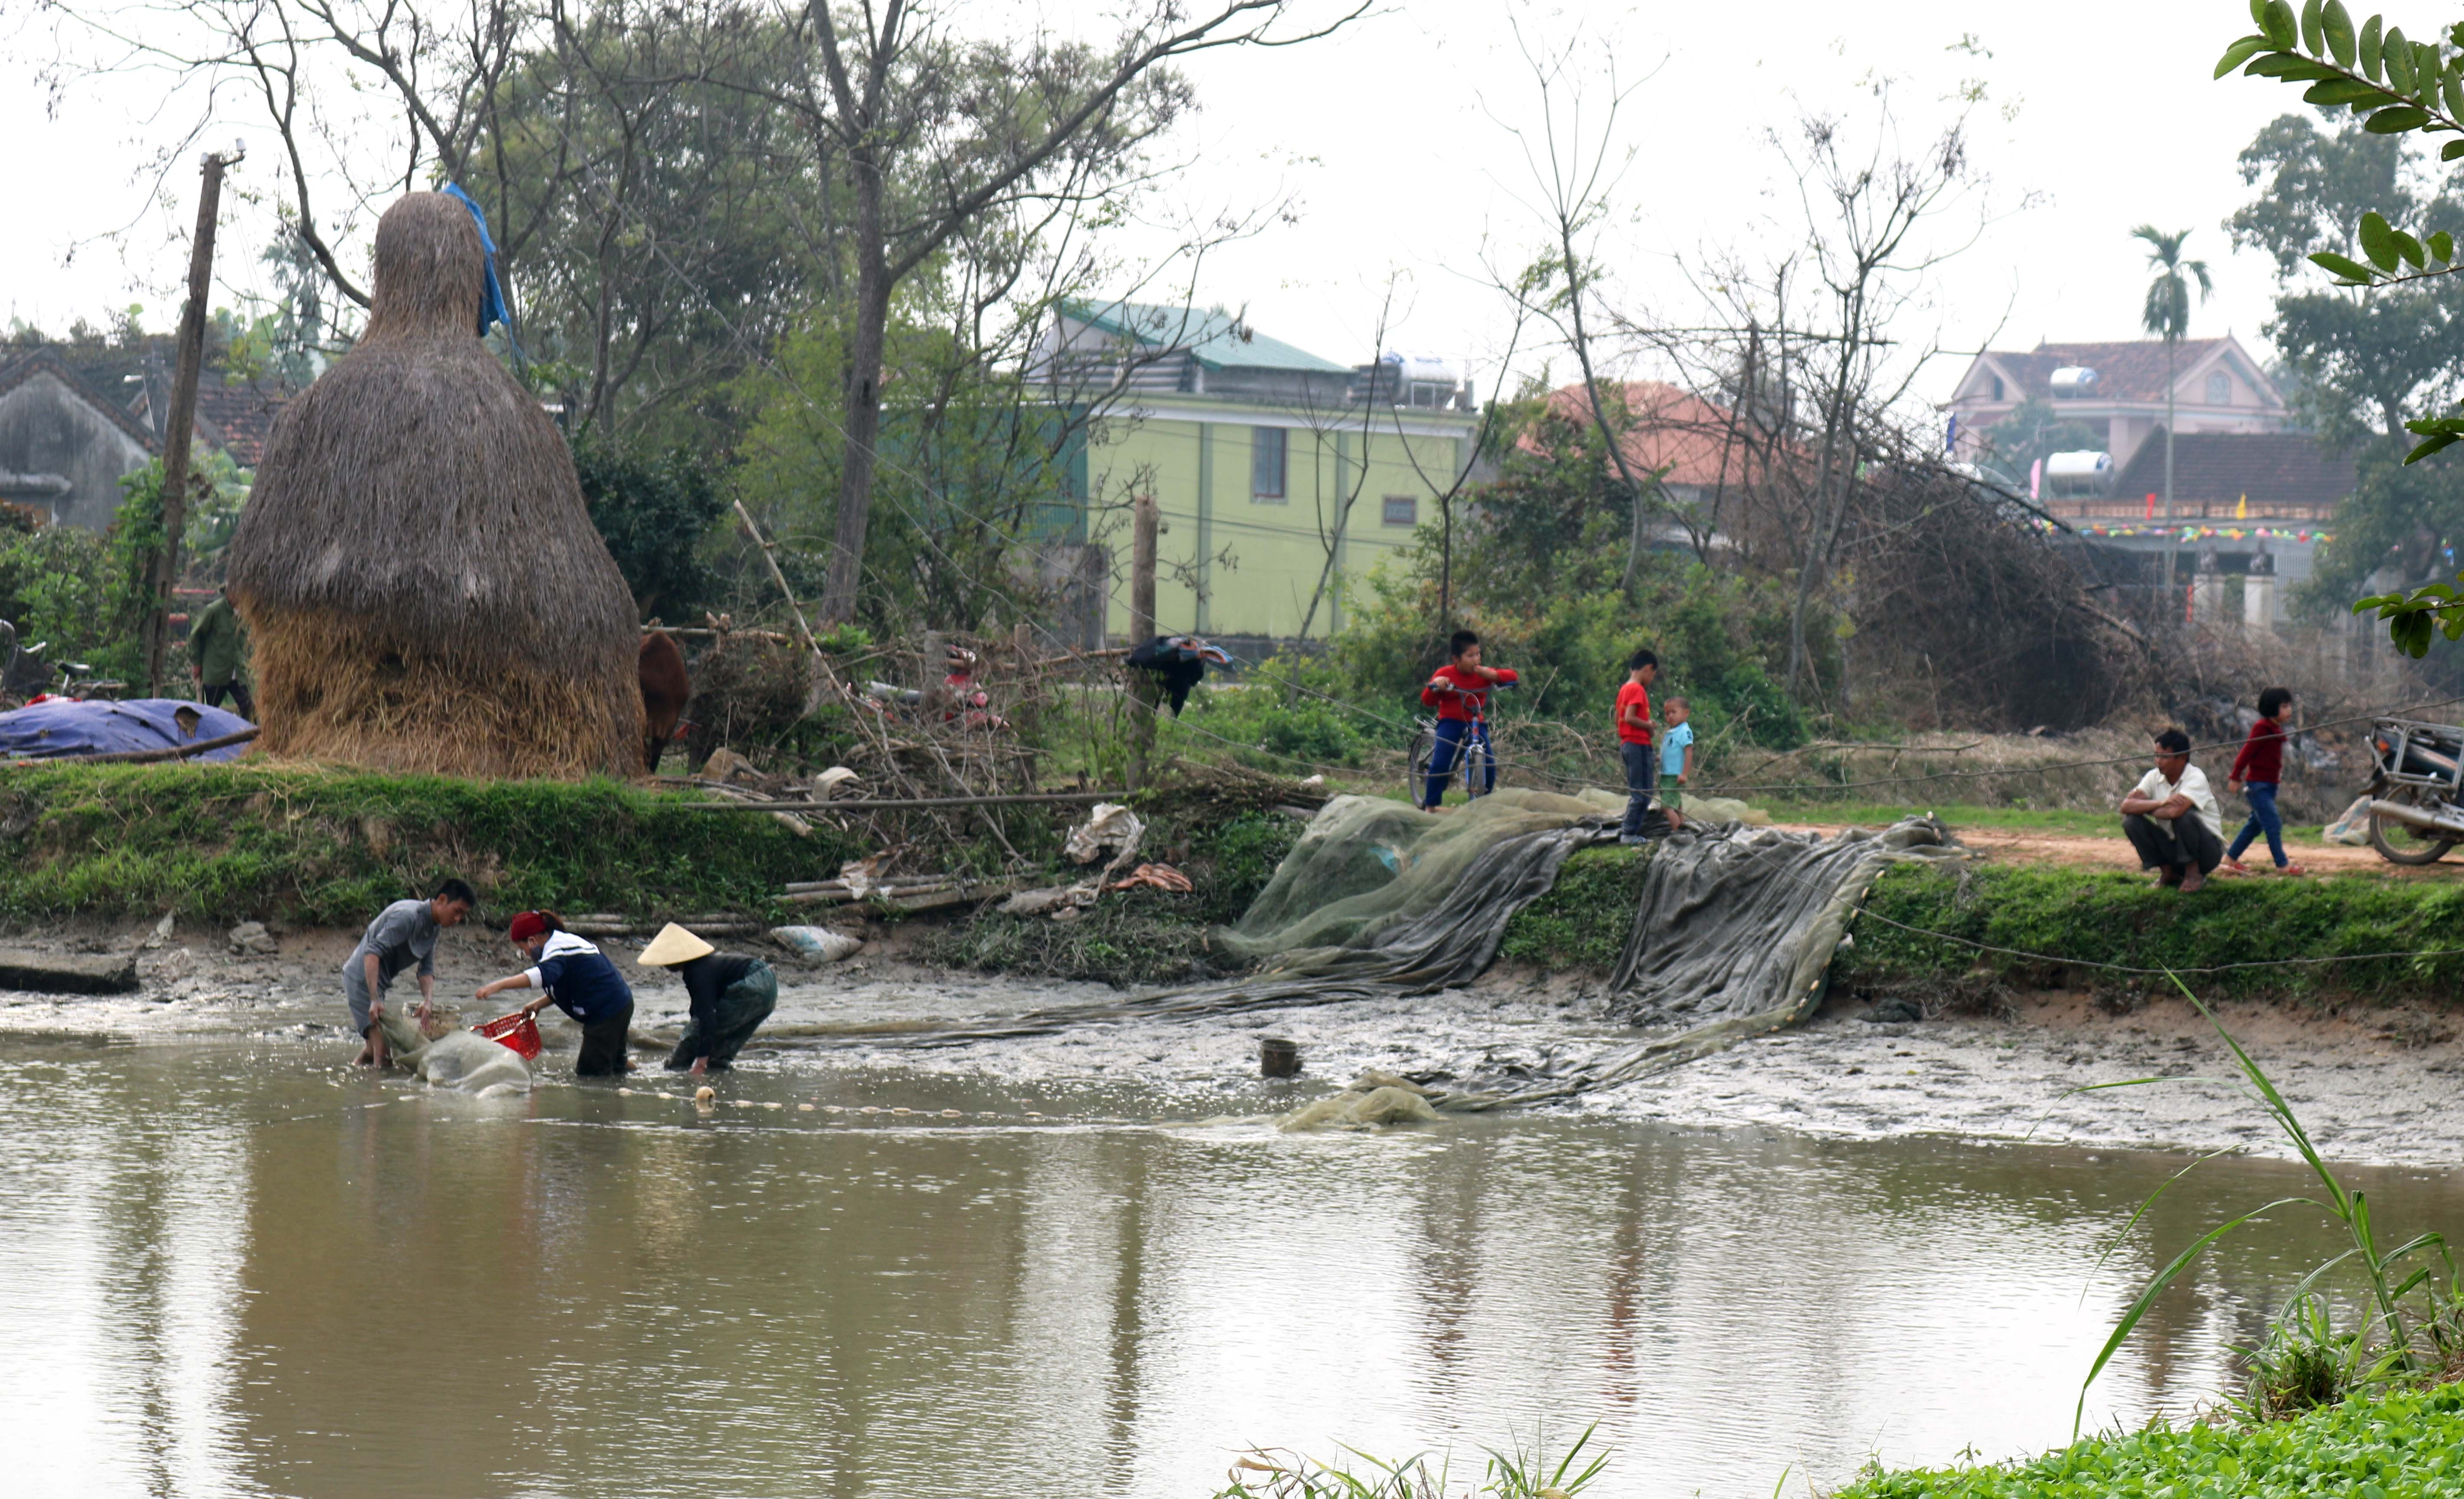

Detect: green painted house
[1037, 303, 1484, 642]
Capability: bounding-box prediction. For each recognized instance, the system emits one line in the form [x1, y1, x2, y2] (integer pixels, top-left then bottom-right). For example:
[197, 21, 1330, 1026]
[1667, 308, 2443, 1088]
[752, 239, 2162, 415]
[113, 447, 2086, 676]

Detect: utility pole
[2162, 337, 2178, 623]
[1126, 494, 1158, 789]
[144, 144, 242, 697]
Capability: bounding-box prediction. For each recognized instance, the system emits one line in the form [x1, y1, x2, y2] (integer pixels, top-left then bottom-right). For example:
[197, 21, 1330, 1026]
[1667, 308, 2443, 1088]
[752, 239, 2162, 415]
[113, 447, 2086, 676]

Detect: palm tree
[2133, 225, 2213, 614]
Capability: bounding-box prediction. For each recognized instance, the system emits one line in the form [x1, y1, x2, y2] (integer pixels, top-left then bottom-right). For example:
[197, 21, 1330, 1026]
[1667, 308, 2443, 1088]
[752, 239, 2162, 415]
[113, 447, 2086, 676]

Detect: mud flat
[2, 918, 2454, 1168]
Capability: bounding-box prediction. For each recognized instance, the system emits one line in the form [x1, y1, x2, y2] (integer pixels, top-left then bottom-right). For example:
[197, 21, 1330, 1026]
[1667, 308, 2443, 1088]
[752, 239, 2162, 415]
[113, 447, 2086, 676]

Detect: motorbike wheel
[2369, 783, 2457, 865]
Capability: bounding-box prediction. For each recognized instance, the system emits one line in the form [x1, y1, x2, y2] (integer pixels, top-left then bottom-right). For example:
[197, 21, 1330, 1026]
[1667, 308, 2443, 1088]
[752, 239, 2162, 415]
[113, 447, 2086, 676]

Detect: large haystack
[226, 193, 641, 778]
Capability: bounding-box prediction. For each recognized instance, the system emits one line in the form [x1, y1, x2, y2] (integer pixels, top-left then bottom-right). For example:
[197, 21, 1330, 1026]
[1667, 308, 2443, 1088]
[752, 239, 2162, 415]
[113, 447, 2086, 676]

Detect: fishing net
[375, 1011, 533, 1095]
[1217, 788, 1625, 977]
[1442, 816, 1963, 1109]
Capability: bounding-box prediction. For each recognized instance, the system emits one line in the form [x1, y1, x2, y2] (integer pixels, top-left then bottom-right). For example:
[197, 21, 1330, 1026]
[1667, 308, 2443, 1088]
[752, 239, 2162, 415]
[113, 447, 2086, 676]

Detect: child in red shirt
[2222, 686, 2303, 875]
[1419, 629, 1518, 808]
[1614, 648, 1659, 843]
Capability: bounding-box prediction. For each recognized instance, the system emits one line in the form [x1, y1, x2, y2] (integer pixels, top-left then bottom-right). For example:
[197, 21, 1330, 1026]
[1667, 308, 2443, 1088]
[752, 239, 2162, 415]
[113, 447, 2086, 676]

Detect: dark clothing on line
[201, 678, 254, 721]
[2124, 811, 2223, 876]
[1422, 716, 1493, 808]
[664, 955, 778, 1071]
[2229, 717, 2287, 786]
[1620, 741, 1659, 839]
[2229, 781, 2288, 867]
[576, 1002, 635, 1077]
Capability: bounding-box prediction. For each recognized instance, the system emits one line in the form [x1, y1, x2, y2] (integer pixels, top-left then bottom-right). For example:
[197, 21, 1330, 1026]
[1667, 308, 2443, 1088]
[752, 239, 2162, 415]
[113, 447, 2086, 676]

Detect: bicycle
[1406, 679, 1508, 808]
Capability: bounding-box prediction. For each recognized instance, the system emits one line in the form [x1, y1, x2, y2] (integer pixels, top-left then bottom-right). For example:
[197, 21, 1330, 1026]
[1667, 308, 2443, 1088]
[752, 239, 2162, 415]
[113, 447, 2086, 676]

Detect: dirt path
[1777, 820, 2464, 878]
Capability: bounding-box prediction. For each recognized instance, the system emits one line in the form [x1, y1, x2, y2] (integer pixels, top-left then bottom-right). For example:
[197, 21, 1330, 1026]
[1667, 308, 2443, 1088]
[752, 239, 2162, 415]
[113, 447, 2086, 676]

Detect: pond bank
[8, 908, 2464, 1167]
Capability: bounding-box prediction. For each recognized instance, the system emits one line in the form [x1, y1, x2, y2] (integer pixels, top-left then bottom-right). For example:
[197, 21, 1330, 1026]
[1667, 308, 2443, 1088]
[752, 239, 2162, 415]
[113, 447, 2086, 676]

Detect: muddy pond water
[4, 1026, 2460, 1499]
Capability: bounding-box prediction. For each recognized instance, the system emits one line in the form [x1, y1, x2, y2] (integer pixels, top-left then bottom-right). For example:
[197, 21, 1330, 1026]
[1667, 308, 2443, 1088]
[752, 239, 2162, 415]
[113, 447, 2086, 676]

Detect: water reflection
[0, 1041, 2456, 1499]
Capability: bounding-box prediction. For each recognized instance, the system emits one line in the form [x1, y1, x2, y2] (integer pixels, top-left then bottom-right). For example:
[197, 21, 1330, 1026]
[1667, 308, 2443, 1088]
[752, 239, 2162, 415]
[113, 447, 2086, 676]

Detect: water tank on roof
[1384, 353, 1461, 387]
[2044, 450, 2111, 480]
[2050, 366, 2099, 397]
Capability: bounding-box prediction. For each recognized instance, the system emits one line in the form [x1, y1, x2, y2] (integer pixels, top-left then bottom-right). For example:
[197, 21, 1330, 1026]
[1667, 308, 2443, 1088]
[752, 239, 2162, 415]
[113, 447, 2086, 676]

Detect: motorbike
[2364, 717, 2464, 864]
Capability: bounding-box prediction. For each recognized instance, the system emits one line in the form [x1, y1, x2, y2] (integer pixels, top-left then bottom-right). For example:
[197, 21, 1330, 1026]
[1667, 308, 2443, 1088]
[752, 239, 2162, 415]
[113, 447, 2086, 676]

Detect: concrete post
[2243, 573, 2277, 632]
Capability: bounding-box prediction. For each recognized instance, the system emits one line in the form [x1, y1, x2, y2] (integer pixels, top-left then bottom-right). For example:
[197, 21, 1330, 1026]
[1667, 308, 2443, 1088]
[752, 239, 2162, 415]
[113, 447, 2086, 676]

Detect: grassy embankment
[0, 762, 1307, 963]
[0, 762, 870, 927]
[1496, 836, 2464, 1006]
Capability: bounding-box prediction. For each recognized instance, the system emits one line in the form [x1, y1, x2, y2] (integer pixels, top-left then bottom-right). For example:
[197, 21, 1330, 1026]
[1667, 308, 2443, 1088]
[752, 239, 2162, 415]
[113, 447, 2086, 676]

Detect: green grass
[0, 762, 869, 926]
[1839, 863, 2464, 1002]
[1835, 1386, 2464, 1498]
[1495, 845, 1650, 971]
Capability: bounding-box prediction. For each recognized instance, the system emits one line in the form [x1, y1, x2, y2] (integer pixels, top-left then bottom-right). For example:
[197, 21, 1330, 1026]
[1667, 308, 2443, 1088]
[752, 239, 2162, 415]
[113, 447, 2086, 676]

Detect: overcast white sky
[0, 1, 2324, 404]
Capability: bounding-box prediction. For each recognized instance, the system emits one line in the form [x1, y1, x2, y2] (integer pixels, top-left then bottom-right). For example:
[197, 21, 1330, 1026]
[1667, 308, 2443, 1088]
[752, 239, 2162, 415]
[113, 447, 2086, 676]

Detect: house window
[2206, 370, 2232, 405]
[1252, 426, 1287, 501]
[1382, 495, 1417, 527]
[1989, 374, 2004, 401]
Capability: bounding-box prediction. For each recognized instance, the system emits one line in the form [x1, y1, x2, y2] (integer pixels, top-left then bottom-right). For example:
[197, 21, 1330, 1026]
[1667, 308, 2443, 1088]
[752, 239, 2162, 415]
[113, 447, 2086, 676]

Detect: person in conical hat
[639, 923, 778, 1076]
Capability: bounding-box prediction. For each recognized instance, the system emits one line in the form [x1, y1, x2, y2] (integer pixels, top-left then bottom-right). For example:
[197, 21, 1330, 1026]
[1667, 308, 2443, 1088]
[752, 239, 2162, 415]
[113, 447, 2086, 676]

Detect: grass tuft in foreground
[1834, 1386, 2464, 1499]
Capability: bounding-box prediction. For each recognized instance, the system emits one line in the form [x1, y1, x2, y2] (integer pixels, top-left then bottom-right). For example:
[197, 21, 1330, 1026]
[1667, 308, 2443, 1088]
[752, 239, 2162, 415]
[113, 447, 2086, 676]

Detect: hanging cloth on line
[442, 183, 511, 339]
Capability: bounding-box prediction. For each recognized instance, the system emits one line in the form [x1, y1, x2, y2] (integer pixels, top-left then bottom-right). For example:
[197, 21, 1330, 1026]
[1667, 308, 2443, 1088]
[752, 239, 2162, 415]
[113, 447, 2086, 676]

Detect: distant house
[1945, 334, 2290, 473]
[0, 344, 290, 531]
[1530, 381, 1784, 553]
[1032, 302, 1484, 642]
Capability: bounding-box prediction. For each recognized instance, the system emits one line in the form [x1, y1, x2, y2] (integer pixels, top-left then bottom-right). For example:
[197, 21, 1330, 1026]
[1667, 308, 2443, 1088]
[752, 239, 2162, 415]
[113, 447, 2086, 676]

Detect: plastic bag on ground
[771, 925, 862, 962]
[1065, 803, 1144, 864]
[1676, 793, 1772, 827]
[2323, 795, 2373, 847]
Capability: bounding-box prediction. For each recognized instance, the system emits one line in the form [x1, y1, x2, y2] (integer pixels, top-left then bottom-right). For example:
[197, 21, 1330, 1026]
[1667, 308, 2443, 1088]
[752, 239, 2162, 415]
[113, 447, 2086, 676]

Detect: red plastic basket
[472, 1011, 544, 1060]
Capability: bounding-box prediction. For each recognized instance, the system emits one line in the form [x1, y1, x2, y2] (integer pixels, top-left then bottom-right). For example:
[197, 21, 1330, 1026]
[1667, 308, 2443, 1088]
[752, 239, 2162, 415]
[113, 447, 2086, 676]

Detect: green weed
[1212, 1424, 1607, 1499]
[1495, 845, 1651, 971]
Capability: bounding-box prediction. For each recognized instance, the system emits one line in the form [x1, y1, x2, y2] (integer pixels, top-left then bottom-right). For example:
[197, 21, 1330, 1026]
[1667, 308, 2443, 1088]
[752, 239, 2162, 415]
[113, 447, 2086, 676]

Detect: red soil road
[1773, 822, 2464, 879]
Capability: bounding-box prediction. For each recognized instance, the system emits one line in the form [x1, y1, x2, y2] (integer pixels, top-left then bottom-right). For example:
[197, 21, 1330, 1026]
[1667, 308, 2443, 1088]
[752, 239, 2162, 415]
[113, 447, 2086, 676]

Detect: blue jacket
[525, 932, 634, 1024]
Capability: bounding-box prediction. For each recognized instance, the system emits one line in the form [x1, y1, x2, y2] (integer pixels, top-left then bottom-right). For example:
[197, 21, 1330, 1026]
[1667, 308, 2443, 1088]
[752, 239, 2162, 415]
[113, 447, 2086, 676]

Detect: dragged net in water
[377, 1011, 533, 1094]
[1439, 816, 1963, 1109]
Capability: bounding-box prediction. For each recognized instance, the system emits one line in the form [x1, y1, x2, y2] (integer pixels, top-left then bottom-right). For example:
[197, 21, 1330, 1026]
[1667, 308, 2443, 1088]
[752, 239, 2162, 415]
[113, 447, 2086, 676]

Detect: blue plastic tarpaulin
[0, 698, 254, 761]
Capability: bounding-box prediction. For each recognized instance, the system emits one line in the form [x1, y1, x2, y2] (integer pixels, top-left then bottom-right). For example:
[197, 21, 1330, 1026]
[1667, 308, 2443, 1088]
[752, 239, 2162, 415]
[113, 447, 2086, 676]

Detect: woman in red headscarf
[474, 910, 637, 1075]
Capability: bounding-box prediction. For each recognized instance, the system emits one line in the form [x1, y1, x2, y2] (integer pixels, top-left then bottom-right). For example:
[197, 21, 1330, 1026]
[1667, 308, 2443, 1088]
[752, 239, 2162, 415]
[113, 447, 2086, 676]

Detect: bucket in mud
[472, 1011, 544, 1060]
[1259, 1038, 1301, 1078]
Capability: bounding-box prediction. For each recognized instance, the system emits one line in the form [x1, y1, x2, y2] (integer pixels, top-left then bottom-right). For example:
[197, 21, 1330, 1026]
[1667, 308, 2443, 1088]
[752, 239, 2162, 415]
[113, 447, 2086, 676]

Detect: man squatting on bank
[344, 878, 476, 1067]
[2120, 727, 2225, 893]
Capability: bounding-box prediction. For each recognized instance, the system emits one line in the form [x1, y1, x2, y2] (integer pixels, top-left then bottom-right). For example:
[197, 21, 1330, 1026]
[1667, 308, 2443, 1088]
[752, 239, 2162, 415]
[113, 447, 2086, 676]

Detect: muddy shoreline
[1, 916, 2456, 1168]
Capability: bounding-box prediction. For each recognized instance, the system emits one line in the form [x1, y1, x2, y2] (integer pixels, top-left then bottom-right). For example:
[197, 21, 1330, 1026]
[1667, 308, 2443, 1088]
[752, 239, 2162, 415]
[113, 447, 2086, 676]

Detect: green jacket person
[187, 586, 254, 720]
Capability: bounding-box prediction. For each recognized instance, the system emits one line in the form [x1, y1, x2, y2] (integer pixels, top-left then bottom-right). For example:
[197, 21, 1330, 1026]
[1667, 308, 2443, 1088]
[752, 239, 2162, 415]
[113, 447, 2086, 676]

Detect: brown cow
[638, 631, 691, 773]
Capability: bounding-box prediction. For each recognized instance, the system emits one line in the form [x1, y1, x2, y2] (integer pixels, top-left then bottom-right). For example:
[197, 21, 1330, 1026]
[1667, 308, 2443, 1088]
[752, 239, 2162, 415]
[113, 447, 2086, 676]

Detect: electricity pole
[144, 144, 242, 697]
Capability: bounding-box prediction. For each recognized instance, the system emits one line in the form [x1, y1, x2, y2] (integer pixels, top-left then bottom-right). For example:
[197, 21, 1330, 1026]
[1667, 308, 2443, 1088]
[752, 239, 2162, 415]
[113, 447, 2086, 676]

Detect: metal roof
[1065, 301, 1349, 373]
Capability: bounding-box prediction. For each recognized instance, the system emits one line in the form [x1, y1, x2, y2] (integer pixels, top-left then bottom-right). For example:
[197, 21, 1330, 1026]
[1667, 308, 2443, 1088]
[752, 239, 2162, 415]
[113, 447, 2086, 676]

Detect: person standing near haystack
[635, 923, 779, 1076]
[187, 584, 252, 720]
[345, 878, 476, 1067]
[475, 911, 637, 1076]
[223, 190, 642, 778]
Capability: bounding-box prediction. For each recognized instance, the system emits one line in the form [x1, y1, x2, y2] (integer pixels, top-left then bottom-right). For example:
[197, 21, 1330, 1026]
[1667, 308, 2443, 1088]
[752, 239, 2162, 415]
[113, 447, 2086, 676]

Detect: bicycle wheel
[1462, 726, 1494, 800]
[1407, 727, 1436, 805]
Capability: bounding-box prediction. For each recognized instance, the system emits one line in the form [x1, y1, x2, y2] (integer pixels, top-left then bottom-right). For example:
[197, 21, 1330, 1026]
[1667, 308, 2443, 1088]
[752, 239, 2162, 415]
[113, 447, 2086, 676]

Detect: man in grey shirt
[347, 878, 477, 1066]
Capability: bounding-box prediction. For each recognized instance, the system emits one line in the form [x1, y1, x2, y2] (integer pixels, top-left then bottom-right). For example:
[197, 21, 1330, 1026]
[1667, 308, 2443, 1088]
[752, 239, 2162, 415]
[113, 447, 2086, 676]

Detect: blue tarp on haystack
[0, 698, 254, 761]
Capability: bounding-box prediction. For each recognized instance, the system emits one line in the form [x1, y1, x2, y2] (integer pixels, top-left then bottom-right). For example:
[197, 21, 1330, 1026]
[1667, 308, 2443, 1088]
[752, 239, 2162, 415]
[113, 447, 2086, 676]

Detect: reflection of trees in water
[2, 1054, 254, 1496]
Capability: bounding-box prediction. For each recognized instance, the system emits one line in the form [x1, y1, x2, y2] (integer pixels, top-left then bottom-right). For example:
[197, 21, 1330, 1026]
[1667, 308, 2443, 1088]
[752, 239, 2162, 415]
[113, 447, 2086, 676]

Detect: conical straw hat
[638, 922, 716, 967]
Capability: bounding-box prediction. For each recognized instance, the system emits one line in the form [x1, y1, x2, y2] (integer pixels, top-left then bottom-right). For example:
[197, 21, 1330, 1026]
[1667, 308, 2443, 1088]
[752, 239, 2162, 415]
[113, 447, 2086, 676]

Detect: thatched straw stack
[227, 193, 641, 778]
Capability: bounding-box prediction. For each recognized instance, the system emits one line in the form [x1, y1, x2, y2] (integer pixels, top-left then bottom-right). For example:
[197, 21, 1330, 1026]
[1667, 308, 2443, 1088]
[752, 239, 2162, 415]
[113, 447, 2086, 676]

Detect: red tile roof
[1986, 340, 2240, 405]
[1536, 381, 1782, 489]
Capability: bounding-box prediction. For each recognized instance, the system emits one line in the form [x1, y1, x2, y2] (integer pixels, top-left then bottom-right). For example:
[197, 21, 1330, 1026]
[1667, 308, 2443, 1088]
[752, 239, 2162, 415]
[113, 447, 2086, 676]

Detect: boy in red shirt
[2222, 685, 2303, 875]
[1614, 648, 1660, 844]
[1419, 629, 1518, 808]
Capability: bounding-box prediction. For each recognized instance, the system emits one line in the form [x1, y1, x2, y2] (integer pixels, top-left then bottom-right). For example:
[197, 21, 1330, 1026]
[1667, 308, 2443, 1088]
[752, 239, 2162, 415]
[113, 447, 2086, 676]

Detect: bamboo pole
[673, 790, 1124, 814]
[28, 727, 259, 766]
[1127, 493, 1159, 789]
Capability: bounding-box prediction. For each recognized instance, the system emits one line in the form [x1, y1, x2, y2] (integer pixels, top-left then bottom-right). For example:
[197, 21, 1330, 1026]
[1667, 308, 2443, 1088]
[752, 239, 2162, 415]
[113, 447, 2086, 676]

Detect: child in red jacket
[1420, 629, 1517, 808]
[2222, 686, 2304, 876]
